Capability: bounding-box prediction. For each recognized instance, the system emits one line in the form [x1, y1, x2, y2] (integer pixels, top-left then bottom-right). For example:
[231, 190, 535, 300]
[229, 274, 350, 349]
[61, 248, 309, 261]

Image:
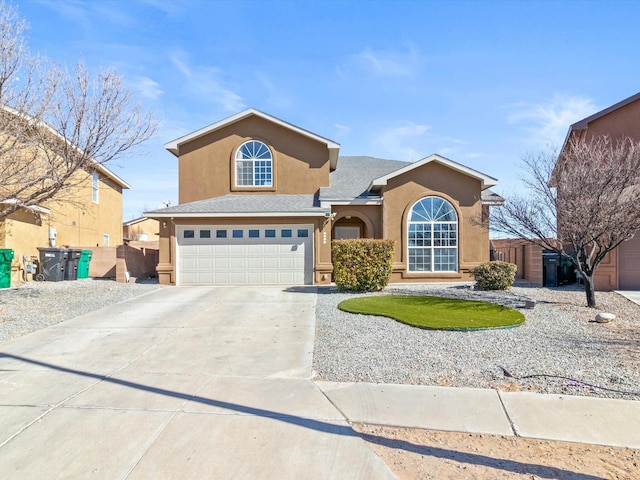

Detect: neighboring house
[146, 109, 501, 286]
[559, 92, 640, 290]
[1, 161, 129, 283]
[123, 217, 160, 241]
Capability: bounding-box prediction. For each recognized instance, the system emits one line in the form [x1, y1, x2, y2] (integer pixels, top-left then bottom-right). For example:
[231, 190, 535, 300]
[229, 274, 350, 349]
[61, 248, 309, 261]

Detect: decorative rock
[524, 299, 536, 309]
[595, 312, 615, 323]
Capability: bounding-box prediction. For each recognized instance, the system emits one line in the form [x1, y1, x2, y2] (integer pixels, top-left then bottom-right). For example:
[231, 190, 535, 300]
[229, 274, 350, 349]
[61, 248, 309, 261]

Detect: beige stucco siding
[178, 116, 331, 203]
[331, 205, 383, 239]
[124, 218, 160, 240]
[3, 168, 124, 284]
[381, 162, 489, 282]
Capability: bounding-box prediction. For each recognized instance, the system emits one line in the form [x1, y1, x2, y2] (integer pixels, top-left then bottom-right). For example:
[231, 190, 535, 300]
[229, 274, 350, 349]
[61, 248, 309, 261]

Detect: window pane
[184, 230, 195, 239]
[216, 230, 227, 238]
[249, 229, 260, 238]
[232, 229, 243, 238]
[407, 196, 457, 273]
[281, 229, 292, 238]
[236, 160, 253, 186]
[235, 140, 273, 187]
[199, 230, 211, 238]
[297, 229, 309, 238]
[409, 248, 431, 272]
[265, 229, 276, 238]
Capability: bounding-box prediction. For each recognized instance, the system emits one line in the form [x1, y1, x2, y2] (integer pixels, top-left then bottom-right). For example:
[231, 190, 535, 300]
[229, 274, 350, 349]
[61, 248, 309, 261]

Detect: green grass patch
[338, 295, 525, 330]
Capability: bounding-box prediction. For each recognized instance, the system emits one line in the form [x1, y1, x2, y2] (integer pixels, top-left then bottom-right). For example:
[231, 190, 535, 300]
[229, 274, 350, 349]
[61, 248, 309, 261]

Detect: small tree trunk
[583, 275, 597, 308]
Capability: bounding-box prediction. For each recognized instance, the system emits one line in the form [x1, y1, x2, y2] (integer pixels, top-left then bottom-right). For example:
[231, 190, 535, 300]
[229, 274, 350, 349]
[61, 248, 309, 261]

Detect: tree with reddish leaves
[492, 136, 640, 308]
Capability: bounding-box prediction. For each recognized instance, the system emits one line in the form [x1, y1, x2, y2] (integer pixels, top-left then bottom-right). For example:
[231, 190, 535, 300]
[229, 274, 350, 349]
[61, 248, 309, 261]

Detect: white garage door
[177, 224, 313, 285]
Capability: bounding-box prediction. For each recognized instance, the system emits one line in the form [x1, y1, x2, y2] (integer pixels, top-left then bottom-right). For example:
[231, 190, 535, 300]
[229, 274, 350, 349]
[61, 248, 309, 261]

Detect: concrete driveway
[0, 286, 395, 479]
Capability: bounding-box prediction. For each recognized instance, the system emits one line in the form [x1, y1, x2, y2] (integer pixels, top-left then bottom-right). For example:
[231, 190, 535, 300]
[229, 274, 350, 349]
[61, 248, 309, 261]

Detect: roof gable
[570, 91, 640, 130]
[369, 154, 497, 192]
[165, 108, 340, 168]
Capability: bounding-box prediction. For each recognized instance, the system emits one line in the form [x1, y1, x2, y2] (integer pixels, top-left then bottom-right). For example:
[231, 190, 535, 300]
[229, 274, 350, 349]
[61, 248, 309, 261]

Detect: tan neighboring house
[123, 217, 160, 241]
[146, 109, 502, 286]
[1, 160, 129, 283]
[559, 92, 640, 290]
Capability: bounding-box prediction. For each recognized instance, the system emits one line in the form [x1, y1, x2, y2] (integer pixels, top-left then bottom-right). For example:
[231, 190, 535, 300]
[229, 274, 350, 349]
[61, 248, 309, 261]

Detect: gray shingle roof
[481, 189, 505, 205]
[319, 156, 409, 200]
[145, 194, 325, 216]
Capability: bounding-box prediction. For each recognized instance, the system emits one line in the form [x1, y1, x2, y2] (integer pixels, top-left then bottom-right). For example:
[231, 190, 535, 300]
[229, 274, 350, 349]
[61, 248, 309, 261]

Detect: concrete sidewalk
[316, 381, 640, 449]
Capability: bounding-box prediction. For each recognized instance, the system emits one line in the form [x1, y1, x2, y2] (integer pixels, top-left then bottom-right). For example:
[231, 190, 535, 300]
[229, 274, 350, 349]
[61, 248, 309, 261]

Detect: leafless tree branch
[0, 1, 157, 220]
[492, 136, 640, 307]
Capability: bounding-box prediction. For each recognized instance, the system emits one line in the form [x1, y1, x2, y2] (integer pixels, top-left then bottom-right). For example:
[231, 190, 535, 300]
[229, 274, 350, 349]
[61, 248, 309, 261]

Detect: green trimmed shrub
[332, 239, 395, 292]
[470, 261, 517, 290]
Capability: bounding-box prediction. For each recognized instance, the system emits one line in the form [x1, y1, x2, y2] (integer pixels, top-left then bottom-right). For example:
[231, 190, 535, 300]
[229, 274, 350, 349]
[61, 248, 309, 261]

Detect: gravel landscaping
[2, 278, 638, 401]
[313, 282, 640, 401]
[0, 279, 163, 342]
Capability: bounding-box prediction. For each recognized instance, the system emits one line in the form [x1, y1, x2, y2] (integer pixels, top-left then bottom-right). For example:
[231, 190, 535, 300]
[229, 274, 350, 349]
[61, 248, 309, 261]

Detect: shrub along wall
[470, 261, 517, 290]
[332, 239, 395, 291]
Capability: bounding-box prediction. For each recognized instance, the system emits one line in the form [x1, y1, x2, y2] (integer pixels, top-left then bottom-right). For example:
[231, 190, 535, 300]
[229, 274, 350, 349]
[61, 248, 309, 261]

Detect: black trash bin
[37, 248, 68, 282]
[64, 249, 82, 281]
[542, 252, 559, 287]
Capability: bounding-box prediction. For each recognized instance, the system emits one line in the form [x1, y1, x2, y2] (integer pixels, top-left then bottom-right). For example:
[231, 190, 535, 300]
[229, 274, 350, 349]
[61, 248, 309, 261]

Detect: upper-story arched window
[235, 140, 273, 186]
[407, 196, 458, 272]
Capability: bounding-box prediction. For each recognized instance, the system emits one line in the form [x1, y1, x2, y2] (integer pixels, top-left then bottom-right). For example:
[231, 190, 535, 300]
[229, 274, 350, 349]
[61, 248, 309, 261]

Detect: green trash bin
[0, 248, 14, 288]
[78, 249, 92, 279]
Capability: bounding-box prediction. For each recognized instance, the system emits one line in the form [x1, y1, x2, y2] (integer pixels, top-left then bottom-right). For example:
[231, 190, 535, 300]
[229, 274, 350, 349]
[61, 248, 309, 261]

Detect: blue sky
[14, 0, 640, 221]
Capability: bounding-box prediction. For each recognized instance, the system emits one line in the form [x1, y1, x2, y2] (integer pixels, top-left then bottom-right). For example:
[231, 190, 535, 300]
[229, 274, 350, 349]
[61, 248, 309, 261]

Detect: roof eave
[368, 154, 498, 192]
[144, 210, 329, 219]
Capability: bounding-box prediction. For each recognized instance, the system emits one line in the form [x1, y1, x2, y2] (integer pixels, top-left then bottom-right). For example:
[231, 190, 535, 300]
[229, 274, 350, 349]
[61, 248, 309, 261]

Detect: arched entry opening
[333, 216, 365, 239]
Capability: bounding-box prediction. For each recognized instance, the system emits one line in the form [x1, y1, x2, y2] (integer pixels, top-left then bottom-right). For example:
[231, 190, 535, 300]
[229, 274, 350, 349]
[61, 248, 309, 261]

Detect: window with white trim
[92, 172, 99, 203]
[235, 140, 273, 186]
[407, 197, 458, 272]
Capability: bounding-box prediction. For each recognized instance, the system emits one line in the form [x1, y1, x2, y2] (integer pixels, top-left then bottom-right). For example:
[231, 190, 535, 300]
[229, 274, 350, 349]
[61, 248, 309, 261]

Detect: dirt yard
[354, 424, 638, 479]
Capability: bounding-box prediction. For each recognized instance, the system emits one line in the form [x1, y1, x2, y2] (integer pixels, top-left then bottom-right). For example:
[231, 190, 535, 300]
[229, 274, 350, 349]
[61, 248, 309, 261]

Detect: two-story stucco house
[146, 109, 501, 286]
[1, 162, 129, 283]
[559, 92, 640, 290]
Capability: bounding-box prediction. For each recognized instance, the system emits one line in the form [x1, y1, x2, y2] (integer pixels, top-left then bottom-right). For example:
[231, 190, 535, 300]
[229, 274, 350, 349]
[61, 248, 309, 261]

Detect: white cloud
[333, 123, 351, 138]
[508, 94, 599, 147]
[372, 121, 431, 161]
[170, 52, 245, 112]
[129, 76, 163, 100]
[352, 45, 422, 78]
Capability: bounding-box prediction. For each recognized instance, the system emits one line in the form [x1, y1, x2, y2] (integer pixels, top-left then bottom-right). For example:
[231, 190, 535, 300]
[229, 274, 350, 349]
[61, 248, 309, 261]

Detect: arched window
[407, 197, 458, 272]
[235, 140, 272, 186]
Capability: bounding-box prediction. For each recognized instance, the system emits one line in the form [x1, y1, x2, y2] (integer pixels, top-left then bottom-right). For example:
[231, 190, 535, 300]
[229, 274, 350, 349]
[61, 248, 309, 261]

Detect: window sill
[231, 186, 276, 193]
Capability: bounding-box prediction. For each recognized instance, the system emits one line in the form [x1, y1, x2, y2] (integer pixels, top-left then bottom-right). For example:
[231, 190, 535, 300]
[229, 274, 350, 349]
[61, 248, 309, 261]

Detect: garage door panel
[178, 224, 313, 286]
[246, 257, 262, 269]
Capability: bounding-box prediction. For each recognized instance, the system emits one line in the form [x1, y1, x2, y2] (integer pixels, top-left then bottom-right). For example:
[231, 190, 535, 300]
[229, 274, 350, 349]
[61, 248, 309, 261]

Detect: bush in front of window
[469, 261, 517, 290]
[332, 239, 395, 292]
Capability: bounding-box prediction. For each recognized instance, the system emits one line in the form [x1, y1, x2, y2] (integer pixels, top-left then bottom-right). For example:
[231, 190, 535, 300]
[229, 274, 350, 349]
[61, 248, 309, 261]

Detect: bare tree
[0, 1, 157, 219]
[492, 136, 640, 308]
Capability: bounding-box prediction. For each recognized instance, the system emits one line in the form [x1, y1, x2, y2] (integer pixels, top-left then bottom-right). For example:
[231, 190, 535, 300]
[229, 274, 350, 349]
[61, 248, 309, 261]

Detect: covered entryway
[619, 235, 640, 289]
[177, 224, 313, 285]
